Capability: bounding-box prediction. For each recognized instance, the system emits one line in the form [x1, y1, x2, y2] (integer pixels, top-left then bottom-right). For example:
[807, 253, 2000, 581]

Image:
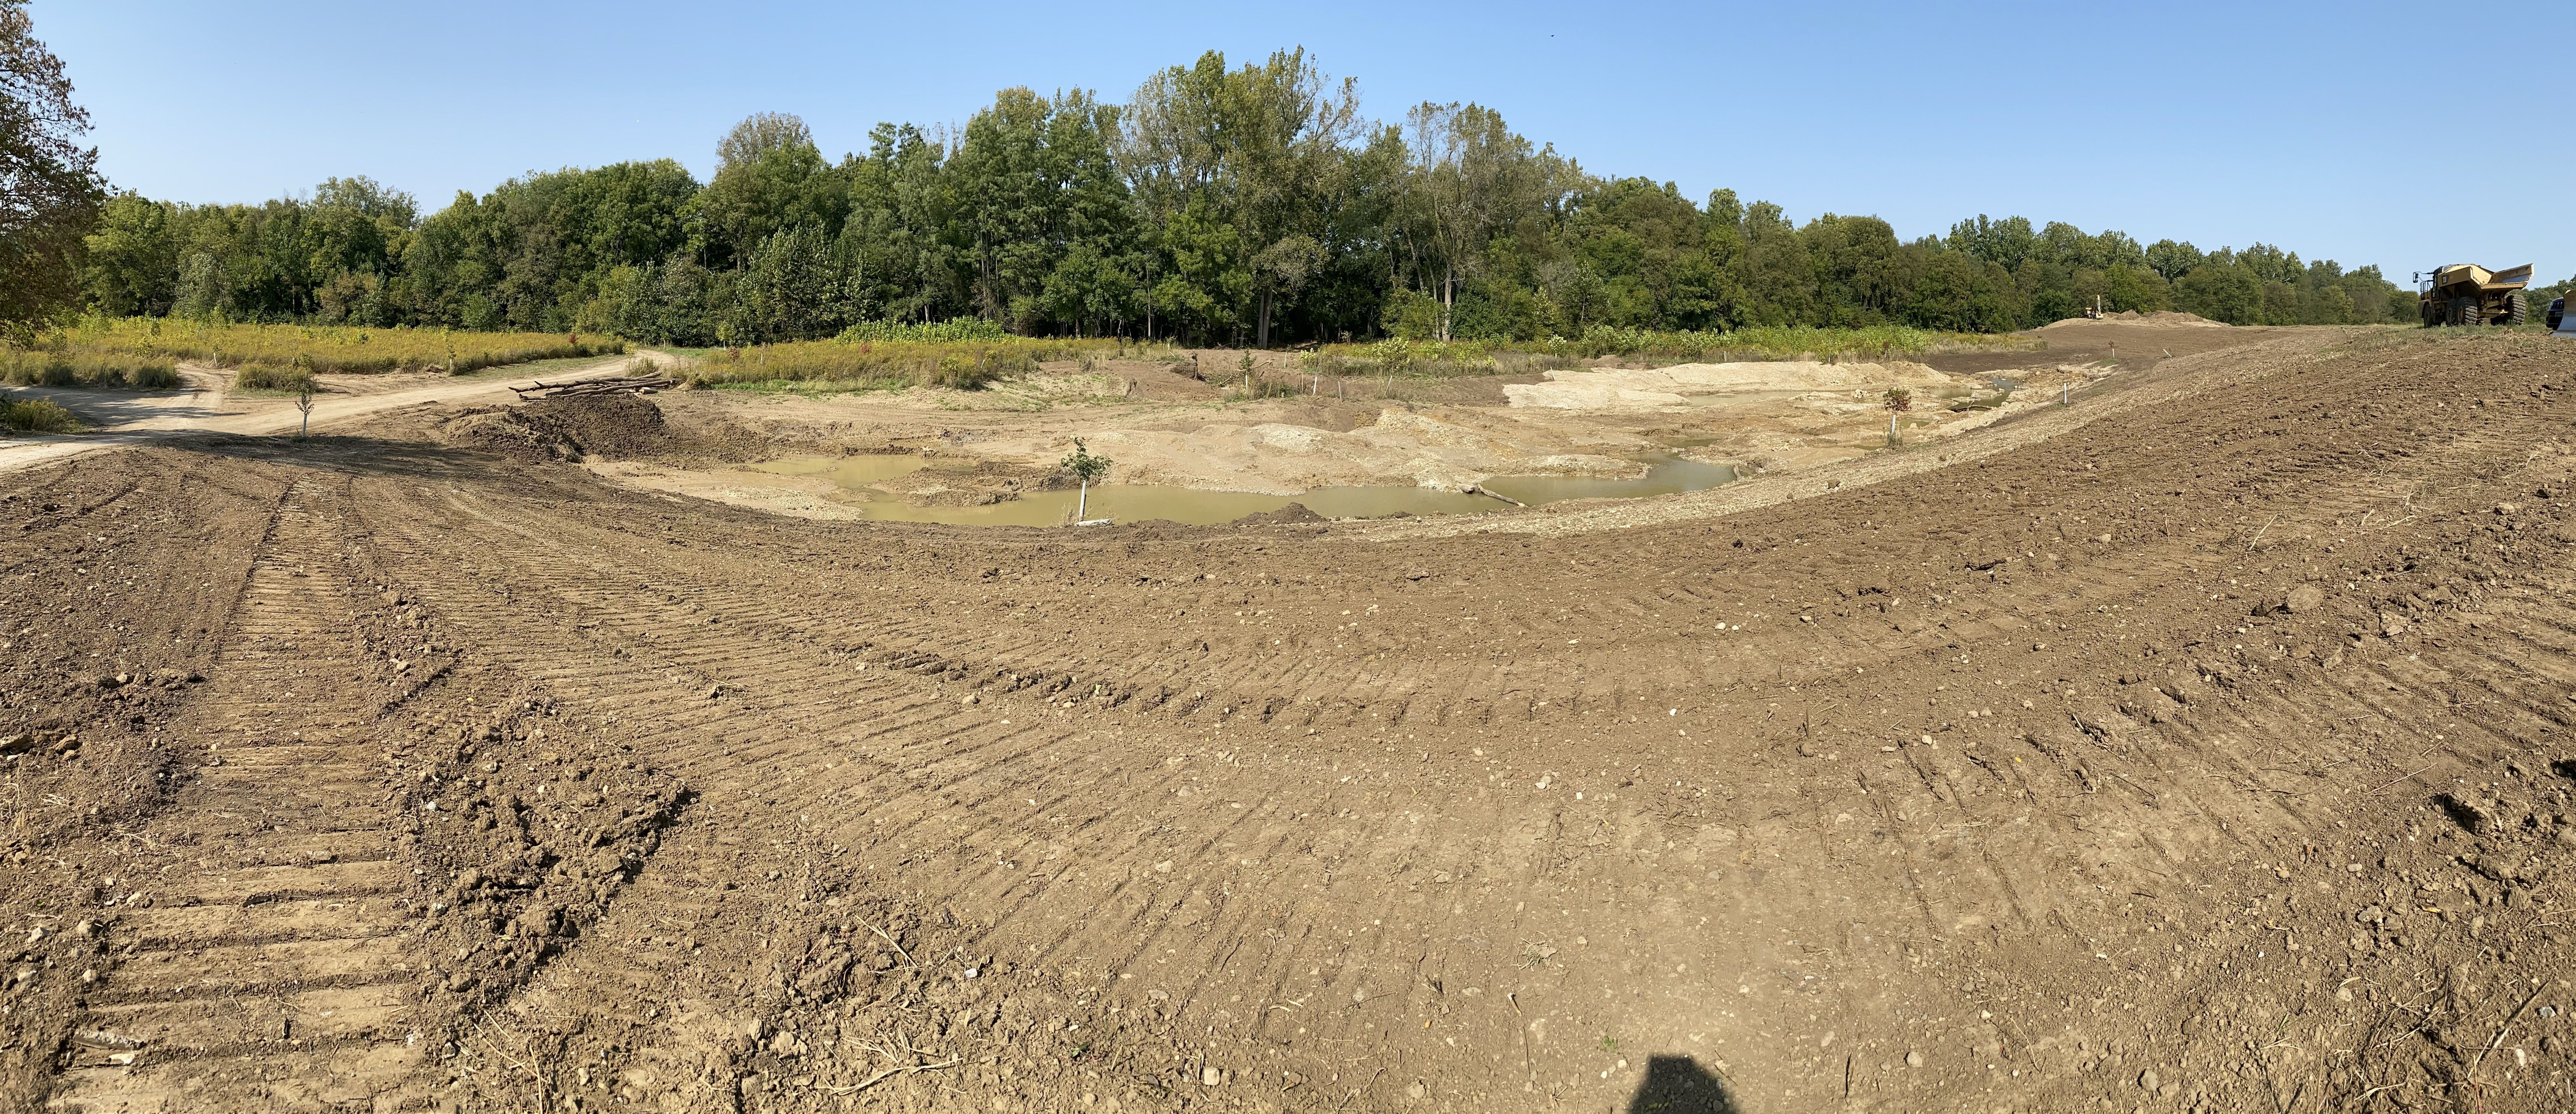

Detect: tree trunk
[1258, 291, 1272, 349]
[1440, 265, 1455, 343]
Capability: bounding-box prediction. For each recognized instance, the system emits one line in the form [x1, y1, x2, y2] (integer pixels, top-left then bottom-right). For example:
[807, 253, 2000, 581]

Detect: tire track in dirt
[339, 481, 1851, 1108]
[47, 480, 438, 1113]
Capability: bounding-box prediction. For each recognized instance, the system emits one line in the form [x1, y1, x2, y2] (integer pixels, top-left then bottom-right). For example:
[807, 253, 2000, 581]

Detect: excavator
[2417, 263, 2533, 326]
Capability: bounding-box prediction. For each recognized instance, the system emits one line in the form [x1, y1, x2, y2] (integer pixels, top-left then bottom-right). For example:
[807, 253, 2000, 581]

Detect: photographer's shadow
[1627, 1055, 1742, 1114]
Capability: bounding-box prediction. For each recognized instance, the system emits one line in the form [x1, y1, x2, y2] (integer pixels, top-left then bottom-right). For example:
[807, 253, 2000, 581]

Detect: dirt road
[0, 354, 647, 475]
[4, 324, 2574, 1113]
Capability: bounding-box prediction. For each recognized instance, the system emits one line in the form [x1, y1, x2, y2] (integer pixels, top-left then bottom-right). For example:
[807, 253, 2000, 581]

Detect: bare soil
[4, 323, 2575, 1114]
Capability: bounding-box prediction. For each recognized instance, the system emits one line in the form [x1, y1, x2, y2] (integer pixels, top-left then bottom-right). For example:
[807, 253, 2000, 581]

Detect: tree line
[74, 49, 2418, 346]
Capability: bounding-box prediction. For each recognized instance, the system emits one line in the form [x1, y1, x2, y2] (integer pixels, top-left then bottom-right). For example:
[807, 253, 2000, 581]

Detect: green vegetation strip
[63, 318, 622, 377]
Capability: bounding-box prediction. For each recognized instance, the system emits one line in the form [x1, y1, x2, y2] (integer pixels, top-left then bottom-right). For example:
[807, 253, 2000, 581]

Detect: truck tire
[2504, 291, 2527, 327]
[2451, 297, 2481, 327]
[2421, 299, 2440, 327]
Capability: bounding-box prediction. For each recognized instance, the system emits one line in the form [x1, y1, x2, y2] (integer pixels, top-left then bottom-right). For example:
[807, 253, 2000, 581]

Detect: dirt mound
[1230, 501, 1325, 525]
[2040, 309, 2227, 329]
[442, 393, 675, 462]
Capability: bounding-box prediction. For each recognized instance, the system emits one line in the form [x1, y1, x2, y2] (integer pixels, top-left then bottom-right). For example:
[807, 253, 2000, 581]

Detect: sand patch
[1506, 360, 1952, 410]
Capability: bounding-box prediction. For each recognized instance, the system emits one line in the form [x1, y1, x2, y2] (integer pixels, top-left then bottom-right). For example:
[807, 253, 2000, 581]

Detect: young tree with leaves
[1059, 437, 1112, 524]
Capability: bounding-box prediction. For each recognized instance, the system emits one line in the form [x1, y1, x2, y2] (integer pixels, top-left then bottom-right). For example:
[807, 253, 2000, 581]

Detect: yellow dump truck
[2418, 263, 2534, 327]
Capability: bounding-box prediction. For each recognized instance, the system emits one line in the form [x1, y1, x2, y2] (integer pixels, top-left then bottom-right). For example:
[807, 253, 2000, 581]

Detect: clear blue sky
[38, 0, 2568, 286]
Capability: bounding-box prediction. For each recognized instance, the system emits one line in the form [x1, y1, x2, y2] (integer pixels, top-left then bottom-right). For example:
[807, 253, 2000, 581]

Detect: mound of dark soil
[1231, 501, 1326, 525]
[443, 394, 677, 463]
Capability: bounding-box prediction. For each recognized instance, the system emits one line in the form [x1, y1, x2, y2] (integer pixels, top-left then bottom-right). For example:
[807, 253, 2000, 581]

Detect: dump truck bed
[2434, 263, 2535, 293]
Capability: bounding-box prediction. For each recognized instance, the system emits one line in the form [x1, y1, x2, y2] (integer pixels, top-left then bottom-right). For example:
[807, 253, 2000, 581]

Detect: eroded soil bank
[571, 322, 2286, 527]
[3, 321, 2574, 1113]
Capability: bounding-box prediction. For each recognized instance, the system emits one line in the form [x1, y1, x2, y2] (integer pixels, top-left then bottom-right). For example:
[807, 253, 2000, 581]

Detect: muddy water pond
[753, 453, 1734, 527]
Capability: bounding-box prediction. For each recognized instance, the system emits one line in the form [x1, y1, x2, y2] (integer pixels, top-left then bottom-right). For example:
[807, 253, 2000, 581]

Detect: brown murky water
[753, 453, 1734, 526]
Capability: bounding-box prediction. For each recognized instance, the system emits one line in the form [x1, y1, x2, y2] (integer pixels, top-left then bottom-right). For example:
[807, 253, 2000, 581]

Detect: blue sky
[38, 0, 2568, 285]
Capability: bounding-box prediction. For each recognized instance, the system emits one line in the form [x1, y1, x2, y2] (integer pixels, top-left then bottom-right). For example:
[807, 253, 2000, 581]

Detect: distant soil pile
[442, 393, 781, 465]
[442, 394, 677, 462]
[1231, 502, 1326, 526]
[2039, 310, 2227, 329]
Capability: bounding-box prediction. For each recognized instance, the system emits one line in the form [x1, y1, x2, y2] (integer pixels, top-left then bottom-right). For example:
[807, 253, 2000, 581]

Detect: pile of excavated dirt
[440, 392, 780, 466]
[2040, 309, 2228, 329]
[440, 393, 678, 462]
[12, 323, 2576, 1113]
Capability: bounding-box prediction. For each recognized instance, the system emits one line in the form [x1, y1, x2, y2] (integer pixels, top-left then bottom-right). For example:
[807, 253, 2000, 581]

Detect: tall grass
[1317, 324, 2042, 377]
[0, 349, 180, 389]
[67, 317, 624, 375]
[680, 335, 1157, 390]
[234, 365, 319, 393]
[834, 317, 1014, 343]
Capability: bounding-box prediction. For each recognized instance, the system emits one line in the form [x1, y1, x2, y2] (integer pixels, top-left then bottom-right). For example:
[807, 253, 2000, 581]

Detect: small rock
[1406, 1081, 1427, 1100]
[2138, 1068, 2159, 1091]
[1905, 1050, 1924, 1068]
[2094, 533, 2112, 544]
[2496, 503, 2522, 516]
[2285, 585, 2325, 613]
[960, 693, 980, 706]
[1201, 1065, 1223, 1087]
[0, 734, 28, 755]
[703, 684, 724, 700]
[2379, 613, 2407, 638]
[95, 674, 125, 689]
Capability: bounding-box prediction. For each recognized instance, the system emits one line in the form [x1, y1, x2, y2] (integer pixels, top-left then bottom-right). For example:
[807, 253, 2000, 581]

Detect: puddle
[1482, 455, 1737, 505]
[759, 452, 1733, 526]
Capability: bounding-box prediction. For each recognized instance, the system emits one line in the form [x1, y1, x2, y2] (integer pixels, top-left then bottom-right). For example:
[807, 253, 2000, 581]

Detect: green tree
[695, 112, 846, 271]
[80, 192, 177, 316]
[0, 0, 100, 334]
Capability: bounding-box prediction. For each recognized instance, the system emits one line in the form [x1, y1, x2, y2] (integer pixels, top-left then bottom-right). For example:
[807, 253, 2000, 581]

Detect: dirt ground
[5, 321, 2576, 1114]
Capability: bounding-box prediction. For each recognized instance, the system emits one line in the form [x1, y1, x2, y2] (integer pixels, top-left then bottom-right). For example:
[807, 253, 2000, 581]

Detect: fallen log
[511, 376, 677, 399]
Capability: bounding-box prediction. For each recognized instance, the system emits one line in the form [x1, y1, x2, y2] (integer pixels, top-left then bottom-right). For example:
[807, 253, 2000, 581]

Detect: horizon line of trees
[75, 49, 2421, 347]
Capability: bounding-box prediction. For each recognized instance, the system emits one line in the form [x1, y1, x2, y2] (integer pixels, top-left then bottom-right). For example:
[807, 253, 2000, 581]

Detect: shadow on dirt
[179, 432, 531, 484]
[1628, 1055, 1742, 1113]
[2, 383, 221, 428]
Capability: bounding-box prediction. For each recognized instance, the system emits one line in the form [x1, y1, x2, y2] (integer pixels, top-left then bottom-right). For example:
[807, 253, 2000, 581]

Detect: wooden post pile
[509, 375, 677, 400]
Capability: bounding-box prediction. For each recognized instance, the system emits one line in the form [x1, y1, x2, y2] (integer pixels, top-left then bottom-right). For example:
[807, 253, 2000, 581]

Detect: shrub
[236, 366, 319, 393]
[1, 399, 79, 432]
